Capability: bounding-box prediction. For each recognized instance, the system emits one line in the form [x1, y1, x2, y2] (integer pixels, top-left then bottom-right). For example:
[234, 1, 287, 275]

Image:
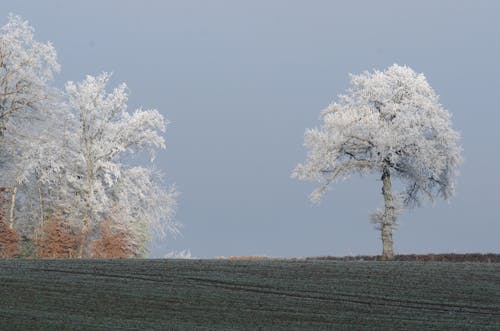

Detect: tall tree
[293, 64, 462, 260]
[0, 15, 60, 241]
[0, 14, 59, 137]
[66, 73, 177, 257]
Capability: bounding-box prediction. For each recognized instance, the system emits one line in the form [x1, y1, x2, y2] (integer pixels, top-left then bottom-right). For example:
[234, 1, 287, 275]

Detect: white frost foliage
[164, 249, 193, 259]
[293, 64, 462, 207]
[0, 15, 61, 183]
[112, 167, 179, 251]
[0, 15, 60, 130]
[65, 73, 166, 211]
[0, 14, 60, 80]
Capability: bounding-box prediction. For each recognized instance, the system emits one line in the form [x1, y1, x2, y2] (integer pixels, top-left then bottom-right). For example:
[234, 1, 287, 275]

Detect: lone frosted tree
[293, 64, 462, 260]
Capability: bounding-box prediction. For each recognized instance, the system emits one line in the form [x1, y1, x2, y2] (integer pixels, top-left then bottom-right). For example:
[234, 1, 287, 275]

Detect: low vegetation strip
[221, 253, 500, 262]
[305, 253, 500, 263]
[0, 259, 498, 330]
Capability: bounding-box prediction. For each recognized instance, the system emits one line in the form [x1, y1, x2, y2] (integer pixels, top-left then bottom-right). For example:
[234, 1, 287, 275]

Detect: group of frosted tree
[0, 16, 177, 258]
[0, 16, 462, 260]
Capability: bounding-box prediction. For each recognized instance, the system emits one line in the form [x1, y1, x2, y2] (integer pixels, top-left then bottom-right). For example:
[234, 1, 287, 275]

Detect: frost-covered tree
[109, 167, 178, 256]
[66, 73, 177, 257]
[293, 64, 462, 260]
[1, 100, 74, 227]
[0, 14, 59, 137]
[0, 75, 75, 255]
[0, 14, 60, 233]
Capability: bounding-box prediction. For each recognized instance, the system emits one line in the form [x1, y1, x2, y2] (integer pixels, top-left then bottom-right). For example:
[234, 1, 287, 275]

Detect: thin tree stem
[9, 185, 17, 229]
[381, 167, 395, 260]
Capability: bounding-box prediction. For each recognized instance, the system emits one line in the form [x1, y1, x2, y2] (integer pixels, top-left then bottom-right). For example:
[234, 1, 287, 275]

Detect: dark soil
[0, 259, 498, 330]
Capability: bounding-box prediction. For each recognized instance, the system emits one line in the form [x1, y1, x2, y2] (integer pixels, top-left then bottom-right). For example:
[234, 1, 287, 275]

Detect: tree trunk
[78, 216, 89, 258]
[381, 167, 396, 260]
[9, 185, 17, 229]
[78, 170, 93, 258]
[78, 113, 93, 259]
[38, 184, 44, 227]
[35, 183, 45, 258]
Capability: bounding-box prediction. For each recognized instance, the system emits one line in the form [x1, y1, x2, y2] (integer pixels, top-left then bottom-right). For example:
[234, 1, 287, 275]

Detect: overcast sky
[2, 0, 499, 258]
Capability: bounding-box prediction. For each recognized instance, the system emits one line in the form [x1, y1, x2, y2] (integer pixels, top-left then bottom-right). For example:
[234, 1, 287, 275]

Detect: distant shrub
[221, 256, 273, 261]
[90, 219, 134, 258]
[164, 249, 193, 259]
[37, 212, 79, 258]
[305, 253, 500, 263]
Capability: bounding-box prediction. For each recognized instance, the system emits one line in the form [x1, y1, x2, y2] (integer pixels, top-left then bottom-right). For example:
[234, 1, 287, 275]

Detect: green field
[0, 259, 498, 330]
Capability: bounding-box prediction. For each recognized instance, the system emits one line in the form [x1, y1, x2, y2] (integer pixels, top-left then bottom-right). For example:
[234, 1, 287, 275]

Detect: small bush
[37, 212, 79, 258]
[90, 219, 134, 258]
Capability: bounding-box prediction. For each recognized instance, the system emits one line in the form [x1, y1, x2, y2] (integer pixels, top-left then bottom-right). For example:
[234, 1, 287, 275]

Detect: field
[0, 259, 498, 330]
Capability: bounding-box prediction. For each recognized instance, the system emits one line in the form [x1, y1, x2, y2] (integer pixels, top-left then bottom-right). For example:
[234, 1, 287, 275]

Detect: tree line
[0, 15, 178, 258]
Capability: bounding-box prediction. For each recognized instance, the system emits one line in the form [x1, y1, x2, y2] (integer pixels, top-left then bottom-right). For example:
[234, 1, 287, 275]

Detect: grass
[0, 259, 498, 330]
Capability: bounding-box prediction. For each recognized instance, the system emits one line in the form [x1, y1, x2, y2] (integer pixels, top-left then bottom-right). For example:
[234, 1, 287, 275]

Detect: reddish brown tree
[37, 212, 78, 258]
[90, 219, 134, 258]
[0, 187, 20, 258]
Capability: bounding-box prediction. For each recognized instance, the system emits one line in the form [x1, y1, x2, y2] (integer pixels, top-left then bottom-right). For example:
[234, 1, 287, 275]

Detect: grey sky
[2, 1, 499, 258]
